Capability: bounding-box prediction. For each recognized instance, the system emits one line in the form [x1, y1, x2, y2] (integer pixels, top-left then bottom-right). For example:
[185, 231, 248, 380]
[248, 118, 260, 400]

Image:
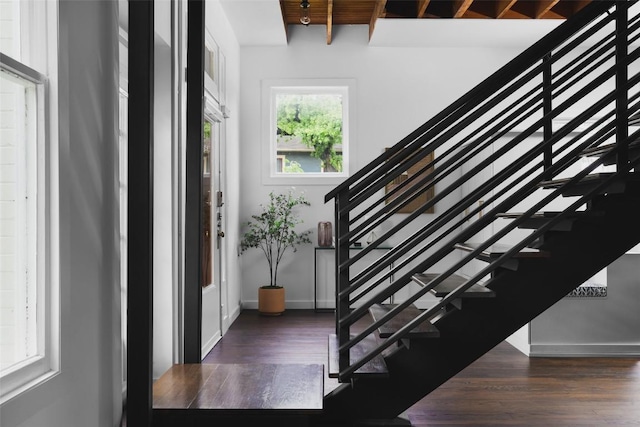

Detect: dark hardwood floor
[202, 309, 640, 426]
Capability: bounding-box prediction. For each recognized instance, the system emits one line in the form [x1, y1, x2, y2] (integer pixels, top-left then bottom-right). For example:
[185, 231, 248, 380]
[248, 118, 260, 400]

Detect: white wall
[239, 24, 532, 308]
[152, 33, 173, 379]
[1, 1, 122, 426]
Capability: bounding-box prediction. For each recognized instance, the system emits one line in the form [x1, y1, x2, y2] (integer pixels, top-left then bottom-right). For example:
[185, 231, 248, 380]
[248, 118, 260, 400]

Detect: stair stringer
[318, 188, 640, 423]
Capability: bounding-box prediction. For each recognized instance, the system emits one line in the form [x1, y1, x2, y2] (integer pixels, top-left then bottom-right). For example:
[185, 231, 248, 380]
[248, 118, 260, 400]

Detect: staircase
[317, 1, 640, 425]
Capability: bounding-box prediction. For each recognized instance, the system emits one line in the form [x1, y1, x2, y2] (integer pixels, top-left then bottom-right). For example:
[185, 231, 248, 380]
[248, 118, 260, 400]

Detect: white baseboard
[241, 300, 315, 310]
[228, 304, 241, 324]
[529, 344, 640, 357]
[241, 299, 431, 310]
[201, 332, 221, 360]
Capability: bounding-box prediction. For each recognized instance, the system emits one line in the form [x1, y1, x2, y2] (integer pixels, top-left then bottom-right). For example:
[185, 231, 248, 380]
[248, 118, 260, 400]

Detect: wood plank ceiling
[279, 0, 593, 44]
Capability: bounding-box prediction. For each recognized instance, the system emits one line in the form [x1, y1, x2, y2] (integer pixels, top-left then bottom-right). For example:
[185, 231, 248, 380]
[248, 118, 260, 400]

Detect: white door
[200, 99, 226, 358]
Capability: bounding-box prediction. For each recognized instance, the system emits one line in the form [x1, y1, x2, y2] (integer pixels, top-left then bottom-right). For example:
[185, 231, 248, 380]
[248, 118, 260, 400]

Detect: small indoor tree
[240, 189, 312, 288]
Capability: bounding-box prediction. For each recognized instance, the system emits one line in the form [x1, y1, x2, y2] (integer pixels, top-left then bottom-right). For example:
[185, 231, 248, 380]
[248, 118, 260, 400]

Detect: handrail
[326, 0, 640, 382]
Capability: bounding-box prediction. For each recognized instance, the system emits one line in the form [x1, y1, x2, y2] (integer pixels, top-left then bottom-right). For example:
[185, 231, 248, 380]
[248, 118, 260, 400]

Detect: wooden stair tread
[368, 303, 440, 338]
[497, 211, 602, 220]
[328, 334, 389, 379]
[455, 242, 550, 258]
[496, 211, 600, 231]
[153, 363, 324, 412]
[413, 273, 495, 298]
[580, 139, 640, 157]
[540, 172, 614, 188]
[540, 172, 614, 186]
[497, 211, 563, 219]
[539, 173, 627, 196]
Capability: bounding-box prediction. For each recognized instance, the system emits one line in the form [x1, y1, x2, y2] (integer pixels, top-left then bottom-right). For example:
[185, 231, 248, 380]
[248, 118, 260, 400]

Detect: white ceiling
[220, 0, 288, 46]
[369, 19, 564, 48]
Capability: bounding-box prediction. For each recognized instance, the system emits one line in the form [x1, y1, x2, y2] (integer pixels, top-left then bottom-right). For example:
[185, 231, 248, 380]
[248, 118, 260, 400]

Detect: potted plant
[240, 189, 312, 315]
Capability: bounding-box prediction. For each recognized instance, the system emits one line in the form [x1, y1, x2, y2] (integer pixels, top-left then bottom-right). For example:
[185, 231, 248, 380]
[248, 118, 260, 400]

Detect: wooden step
[153, 363, 324, 412]
[497, 211, 606, 232]
[328, 333, 389, 379]
[368, 303, 440, 338]
[580, 139, 640, 165]
[412, 273, 495, 299]
[539, 173, 626, 196]
[455, 242, 550, 271]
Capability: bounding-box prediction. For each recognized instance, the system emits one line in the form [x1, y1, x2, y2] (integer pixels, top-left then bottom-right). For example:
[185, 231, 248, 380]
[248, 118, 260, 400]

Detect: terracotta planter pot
[258, 286, 285, 316]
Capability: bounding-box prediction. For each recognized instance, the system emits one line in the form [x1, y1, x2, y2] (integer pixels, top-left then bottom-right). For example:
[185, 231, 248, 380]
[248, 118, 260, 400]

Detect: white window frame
[0, 0, 59, 404]
[261, 79, 356, 185]
[0, 54, 55, 403]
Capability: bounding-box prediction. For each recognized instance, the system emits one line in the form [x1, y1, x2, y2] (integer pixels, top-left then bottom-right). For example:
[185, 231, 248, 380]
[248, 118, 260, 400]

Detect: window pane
[118, 89, 128, 386]
[202, 119, 212, 288]
[0, 0, 22, 60]
[0, 68, 38, 373]
[275, 92, 344, 174]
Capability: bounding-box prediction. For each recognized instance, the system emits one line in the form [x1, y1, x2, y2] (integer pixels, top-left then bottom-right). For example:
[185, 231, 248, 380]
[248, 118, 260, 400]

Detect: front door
[200, 100, 225, 358]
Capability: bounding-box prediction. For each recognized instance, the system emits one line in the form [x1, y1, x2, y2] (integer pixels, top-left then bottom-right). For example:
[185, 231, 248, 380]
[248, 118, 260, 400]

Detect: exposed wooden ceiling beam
[417, 0, 431, 18]
[552, 0, 590, 18]
[327, 0, 333, 44]
[534, 0, 561, 19]
[369, 0, 388, 41]
[453, 0, 474, 18]
[495, 0, 518, 19]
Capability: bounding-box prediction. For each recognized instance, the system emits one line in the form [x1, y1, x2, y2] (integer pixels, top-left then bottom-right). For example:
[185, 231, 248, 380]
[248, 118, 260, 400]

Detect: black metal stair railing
[325, 1, 640, 382]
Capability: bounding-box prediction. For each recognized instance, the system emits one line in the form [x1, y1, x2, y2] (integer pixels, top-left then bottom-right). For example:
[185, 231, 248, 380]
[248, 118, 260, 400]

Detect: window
[118, 87, 128, 390]
[0, 0, 57, 402]
[262, 79, 355, 184]
[204, 30, 219, 102]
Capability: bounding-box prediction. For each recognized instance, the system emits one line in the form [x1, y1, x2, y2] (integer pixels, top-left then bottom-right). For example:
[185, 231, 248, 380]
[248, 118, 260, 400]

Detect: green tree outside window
[276, 93, 343, 173]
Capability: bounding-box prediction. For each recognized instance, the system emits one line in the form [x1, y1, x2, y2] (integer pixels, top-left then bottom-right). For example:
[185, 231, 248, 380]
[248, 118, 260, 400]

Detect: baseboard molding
[529, 344, 640, 357]
[229, 304, 241, 325]
[201, 332, 221, 360]
[241, 300, 315, 310]
[242, 299, 435, 310]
